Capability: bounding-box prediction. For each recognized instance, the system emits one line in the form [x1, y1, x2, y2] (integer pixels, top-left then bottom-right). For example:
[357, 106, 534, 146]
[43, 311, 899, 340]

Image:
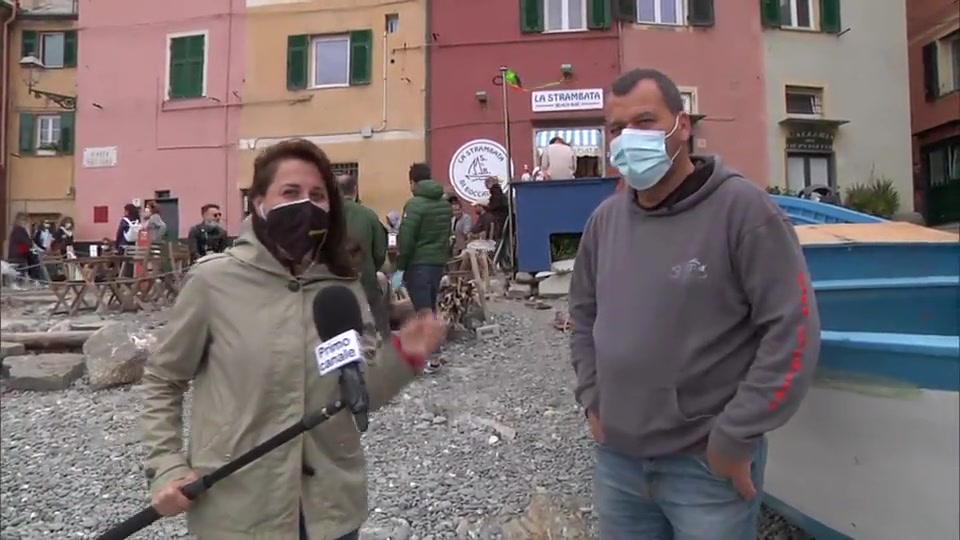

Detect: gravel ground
[1, 298, 810, 539]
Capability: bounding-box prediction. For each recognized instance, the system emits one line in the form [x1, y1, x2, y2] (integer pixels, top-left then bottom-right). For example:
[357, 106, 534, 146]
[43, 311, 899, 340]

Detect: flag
[504, 69, 523, 90]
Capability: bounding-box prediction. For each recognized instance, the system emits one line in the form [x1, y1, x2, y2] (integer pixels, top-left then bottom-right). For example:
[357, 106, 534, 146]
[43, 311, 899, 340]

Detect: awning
[535, 128, 603, 157]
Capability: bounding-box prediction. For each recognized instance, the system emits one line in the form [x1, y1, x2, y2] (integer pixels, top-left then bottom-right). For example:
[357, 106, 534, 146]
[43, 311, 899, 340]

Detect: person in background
[33, 220, 54, 253]
[397, 163, 452, 374]
[539, 136, 576, 180]
[141, 138, 445, 540]
[51, 216, 75, 256]
[8, 216, 36, 278]
[470, 198, 497, 240]
[569, 68, 821, 539]
[520, 164, 532, 182]
[142, 201, 168, 244]
[338, 173, 390, 338]
[484, 177, 509, 241]
[115, 204, 141, 254]
[187, 204, 228, 262]
[448, 195, 472, 256]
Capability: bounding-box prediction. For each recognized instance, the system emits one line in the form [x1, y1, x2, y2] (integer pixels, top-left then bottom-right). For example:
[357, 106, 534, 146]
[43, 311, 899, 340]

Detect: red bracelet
[391, 334, 425, 372]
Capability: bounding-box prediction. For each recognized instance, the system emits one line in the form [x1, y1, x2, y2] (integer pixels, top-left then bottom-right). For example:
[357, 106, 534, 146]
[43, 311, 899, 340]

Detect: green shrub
[844, 177, 900, 219]
[766, 186, 797, 196]
[549, 233, 580, 262]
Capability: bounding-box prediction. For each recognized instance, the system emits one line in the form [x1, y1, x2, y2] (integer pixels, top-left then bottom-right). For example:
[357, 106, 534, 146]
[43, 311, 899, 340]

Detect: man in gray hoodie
[569, 68, 821, 539]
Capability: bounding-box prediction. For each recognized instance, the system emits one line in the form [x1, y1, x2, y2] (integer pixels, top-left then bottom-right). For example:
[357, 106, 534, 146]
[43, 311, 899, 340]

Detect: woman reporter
[140, 139, 445, 540]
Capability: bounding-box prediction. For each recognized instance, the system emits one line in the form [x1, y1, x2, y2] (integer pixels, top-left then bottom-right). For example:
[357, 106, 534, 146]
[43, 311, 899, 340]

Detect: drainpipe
[423, 0, 432, 165]
[1, 1, 19, 172]
[374, 26, 388, 132]
[222, 0, 234, 231]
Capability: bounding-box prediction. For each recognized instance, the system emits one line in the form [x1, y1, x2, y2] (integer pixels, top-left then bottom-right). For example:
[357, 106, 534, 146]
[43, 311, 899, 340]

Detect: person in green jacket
[398, 163, 452, 372]
[338, 173, 389, 338]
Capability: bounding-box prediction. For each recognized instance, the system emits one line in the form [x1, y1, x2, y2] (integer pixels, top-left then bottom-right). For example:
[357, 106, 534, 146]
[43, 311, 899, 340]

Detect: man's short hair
[611, 68, 685, 115]
[338, 174, 358, 197]
[409, 162, 432, 183]
[201, 203, 220, 215]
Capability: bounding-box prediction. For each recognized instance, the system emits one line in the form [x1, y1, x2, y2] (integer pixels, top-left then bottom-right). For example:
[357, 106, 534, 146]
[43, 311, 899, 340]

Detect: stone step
[4, 353, 86, 391]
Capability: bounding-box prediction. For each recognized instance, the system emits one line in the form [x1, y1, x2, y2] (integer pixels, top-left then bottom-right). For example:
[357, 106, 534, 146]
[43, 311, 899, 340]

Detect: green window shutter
[687, 0, 715, 27]
[59, 112, 75, 155]
[922, 42, 940, 101]
[21, 30, 38, 57]
[760, 0, 781, 28]
[63, 30, 78, 67]
[587, 0, 611, 30]
[168, 35, 205, 99]
[612, 0, 637, 22]
[519, 0, 544, 33]
[819, 0, 841, 33]
[349, 30, 373, 86]
[19, 113, 36, 155]
[286, 34, 309, 90]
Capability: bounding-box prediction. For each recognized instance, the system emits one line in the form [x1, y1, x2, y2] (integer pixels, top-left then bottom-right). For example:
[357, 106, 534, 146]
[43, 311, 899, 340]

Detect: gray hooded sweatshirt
[568, 157, 821, 461]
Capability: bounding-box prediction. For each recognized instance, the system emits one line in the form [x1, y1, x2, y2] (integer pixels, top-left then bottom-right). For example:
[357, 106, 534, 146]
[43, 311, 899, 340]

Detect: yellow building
[5, 0, 78, 232]
[239, 0, 426, 220]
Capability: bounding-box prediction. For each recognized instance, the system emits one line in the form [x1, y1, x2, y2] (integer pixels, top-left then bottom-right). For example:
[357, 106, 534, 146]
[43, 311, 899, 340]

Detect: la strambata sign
[448, 139, 513, 203]
[531, 88, 604, 113]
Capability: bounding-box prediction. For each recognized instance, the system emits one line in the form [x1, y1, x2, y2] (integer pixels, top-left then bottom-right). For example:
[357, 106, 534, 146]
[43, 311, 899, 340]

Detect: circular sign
[448, 139, 514, 203]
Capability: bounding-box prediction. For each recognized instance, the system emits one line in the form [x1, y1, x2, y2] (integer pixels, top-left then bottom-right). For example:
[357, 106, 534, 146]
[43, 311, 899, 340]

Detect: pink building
[74, 0, 245, 241]
[619, 0, 768, 184]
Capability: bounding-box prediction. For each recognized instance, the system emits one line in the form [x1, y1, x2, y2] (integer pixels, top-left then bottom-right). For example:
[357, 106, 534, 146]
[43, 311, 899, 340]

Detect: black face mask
[259, 199, 330, 263]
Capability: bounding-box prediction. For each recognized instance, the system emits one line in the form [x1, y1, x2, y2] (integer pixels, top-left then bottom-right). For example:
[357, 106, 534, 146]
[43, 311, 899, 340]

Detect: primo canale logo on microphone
[315, 330, 364, 376]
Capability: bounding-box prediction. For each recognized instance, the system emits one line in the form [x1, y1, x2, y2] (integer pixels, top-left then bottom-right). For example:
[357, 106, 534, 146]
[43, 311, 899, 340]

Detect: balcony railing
[18, 0, 78, 17]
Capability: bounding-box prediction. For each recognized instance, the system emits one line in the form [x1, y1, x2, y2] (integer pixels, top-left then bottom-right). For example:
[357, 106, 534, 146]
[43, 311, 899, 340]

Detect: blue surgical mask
[610, 116, 682, 191]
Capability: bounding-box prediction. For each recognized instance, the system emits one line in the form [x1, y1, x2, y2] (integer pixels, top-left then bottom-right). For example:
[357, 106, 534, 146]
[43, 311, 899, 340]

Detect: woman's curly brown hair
[249, 139, 356, 278]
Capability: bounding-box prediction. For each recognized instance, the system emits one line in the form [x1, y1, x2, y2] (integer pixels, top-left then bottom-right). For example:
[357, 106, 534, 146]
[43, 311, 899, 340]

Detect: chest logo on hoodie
[670, 258, 708, 281]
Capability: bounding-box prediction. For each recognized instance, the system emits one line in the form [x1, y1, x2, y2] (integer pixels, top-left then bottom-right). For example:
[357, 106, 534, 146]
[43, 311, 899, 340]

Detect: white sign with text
[82, 146, 118, 168]
[531, 89, 604, 113]
[448, 139, 513, 204]
[314, 330, 364, 377]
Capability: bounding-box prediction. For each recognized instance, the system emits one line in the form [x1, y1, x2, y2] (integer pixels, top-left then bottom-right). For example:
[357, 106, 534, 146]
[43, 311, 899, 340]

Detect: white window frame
[164, 30, 210, 101]
[40, 32, 66, 68]
[310, 35, 351, 89]
[36, 115, 61, 156]
[781, 0, 814, 29]
[784, 86, 824, 117]
[543, 0, 588, 33]
[679, 87, 698, 114]
[636, 0, 685, 26]
[936, 32, 960, 94]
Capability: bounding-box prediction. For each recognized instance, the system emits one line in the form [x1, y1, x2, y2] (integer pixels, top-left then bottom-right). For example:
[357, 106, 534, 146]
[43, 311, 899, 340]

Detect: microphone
[312, 285, 370, 432]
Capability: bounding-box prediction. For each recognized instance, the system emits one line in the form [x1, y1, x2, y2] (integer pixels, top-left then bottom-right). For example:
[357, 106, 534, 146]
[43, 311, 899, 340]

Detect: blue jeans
[594, 438, 767, 540]
[404, 264, 445, 312]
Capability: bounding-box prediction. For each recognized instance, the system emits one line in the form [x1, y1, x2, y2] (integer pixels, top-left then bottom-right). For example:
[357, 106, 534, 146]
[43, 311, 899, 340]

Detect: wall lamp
[475, 90, 488, 104]
[560, 63, 574, 78]
[20, 55, 77, 110]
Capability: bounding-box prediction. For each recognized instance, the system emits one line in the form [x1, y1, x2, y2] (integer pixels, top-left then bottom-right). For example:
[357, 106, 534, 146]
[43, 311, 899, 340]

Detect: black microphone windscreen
[312, 285, 364, 340]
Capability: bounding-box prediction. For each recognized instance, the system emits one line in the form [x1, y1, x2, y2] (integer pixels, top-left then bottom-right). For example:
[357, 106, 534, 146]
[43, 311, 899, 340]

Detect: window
[926, 140, 960, 186]
[37, 116, 61, 154]
[385, 14, 399, 34]
[637, 0, 683, 25]
[785, 86, 823, 116]
[287, 31, 372, 90]
[18, 112, 74, 156]
[545, 0, 586, 31]
[779, 0, 812, 29]
[521, 0, 613, 33]
[167, 32, 207, 100]
[331, 162, 361, 199]
[681, 90, 696, 114]
[41, 33, 65, 68]
[786, 153, 832, 191]
[923, 32, 960, 100]
[21, 30, 77, 68]
[311, 35, 350, 87]
[760, 0, 840, 33]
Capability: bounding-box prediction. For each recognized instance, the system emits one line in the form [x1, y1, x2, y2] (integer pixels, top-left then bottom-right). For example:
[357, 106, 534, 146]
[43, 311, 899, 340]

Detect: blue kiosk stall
[511, 177, 620, 274]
